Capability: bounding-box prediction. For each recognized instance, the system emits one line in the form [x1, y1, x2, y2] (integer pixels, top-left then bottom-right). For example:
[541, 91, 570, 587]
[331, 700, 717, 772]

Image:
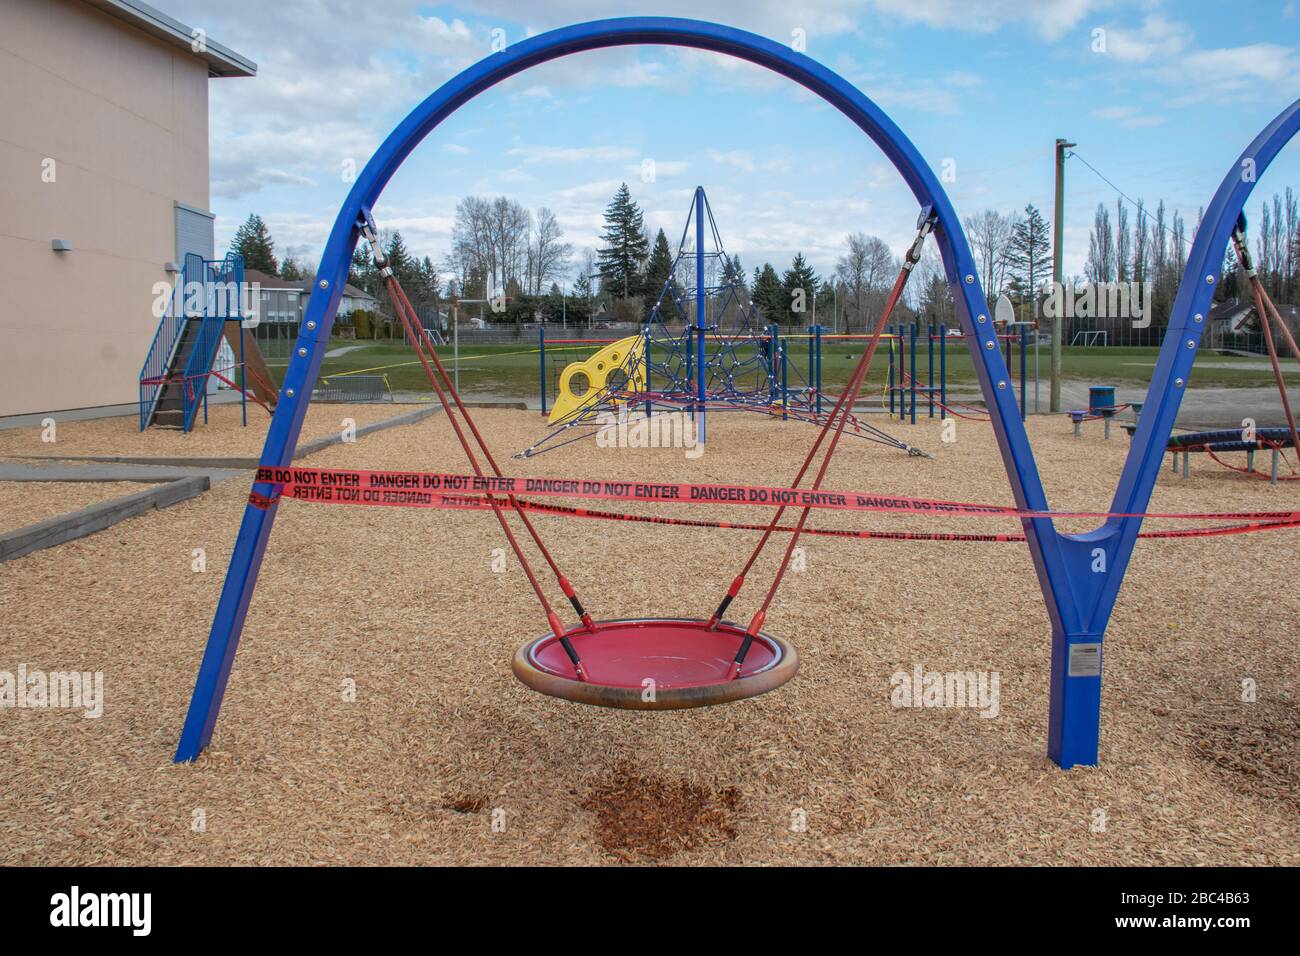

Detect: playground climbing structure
[139, 253, 277, 432]
[519, 187, 920, 459]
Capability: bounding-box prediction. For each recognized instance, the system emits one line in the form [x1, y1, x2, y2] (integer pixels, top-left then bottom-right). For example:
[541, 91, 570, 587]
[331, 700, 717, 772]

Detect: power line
[1067, 148, 1191, 249]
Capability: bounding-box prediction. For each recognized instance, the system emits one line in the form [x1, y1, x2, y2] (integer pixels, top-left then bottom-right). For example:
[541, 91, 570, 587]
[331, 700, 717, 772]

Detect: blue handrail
[178, 254, 244, 431]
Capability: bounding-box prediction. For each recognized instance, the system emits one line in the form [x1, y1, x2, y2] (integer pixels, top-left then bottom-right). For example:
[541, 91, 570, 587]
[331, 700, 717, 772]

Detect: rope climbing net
[515, 188, 922, 460]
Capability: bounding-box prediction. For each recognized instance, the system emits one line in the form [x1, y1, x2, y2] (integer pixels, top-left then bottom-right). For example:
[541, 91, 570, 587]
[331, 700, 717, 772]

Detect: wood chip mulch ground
[0, 482, 151, 535]
[0, 407, 1295, 865]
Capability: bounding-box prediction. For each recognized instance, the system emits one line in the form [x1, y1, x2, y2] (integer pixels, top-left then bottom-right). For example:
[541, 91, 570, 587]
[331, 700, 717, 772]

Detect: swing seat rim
[511, 617, 798, 710]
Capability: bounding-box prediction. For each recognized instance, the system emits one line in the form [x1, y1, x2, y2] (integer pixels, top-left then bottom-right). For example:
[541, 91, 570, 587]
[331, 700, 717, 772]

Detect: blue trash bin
[1089, 385, 1116, 415]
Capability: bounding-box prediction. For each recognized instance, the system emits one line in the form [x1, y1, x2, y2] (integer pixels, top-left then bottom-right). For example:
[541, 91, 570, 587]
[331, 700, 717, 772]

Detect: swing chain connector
[357, 209, 394, 278]
[902, 208, 937, 273]
[1231, 213, 1256, 279]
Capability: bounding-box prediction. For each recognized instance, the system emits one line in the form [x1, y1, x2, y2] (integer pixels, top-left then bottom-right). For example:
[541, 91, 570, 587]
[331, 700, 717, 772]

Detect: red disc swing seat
[350, 200, 931, 718]
[512, 618, 799, 709]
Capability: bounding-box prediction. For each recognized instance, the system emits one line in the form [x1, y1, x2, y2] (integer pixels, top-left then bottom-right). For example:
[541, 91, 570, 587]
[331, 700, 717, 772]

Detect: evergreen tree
[350, 247, 377, 295]
[279, 256, 305, 281]
[752, 263, 785, 323]
[721, 253, 747, 290]
[781, 253, 818, 325]
[596, 183, 649, 299]
[642, 229, 676, 318]
[231, 214, 278, 274]
[417, 256, 441, 307]
[1005, 204, 1052, 320]
[386, 231, 416, 285]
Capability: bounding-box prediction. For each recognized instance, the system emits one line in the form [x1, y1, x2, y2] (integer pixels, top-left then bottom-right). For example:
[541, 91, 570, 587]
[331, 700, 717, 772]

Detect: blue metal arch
[172, 15, 1295, 767]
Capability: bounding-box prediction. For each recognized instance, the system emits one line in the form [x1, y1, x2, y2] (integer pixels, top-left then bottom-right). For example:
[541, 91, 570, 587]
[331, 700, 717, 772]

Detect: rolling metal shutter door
[175, 203, 215, 262]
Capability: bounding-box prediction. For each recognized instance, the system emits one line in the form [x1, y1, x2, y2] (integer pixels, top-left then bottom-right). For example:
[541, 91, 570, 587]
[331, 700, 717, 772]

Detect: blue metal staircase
[139, 253, 245, 431]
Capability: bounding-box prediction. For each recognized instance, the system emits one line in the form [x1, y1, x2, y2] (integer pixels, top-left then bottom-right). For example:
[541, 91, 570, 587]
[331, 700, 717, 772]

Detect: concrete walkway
[1056, 382, 1299, 430]
[0, 460, 246, 485]
[0, 392, 244, 430]
[324, 344, 375, 358]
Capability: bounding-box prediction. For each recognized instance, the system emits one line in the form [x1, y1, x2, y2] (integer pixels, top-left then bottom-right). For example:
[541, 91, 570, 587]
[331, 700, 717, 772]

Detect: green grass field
[265, 336, 1297, 402]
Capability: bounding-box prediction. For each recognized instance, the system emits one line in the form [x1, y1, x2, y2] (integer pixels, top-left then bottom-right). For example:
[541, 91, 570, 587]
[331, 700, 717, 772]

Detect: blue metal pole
[800, 325, 811, 411]
[684, 326, 693, 419]
[1020, 323, 1028, 422]
[644, 325, 652, 420]
[539, 324, 546, 415]
[694, 185, 706, 444]
[887, 327, 895, 416]
[781, 343, 788, 420]
[927, 324, 934, 418]
[909, 322, 917, 425]
[940, 323, 947, 412]
[238, 321, 247, 427]
[814, 323, 822, 416]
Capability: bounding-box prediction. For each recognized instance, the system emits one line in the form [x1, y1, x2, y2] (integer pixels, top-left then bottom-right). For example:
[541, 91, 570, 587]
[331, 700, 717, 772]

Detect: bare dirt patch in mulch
[581, 763, 741, 862]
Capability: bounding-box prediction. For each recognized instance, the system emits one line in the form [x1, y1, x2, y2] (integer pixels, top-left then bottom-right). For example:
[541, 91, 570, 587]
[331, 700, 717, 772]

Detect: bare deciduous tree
[963, 209, 1016, 302]
[835, 233, 896, 331]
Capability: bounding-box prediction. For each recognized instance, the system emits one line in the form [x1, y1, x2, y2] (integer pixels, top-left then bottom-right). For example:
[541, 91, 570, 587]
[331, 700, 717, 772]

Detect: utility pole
[1051, 138, 1075, 413]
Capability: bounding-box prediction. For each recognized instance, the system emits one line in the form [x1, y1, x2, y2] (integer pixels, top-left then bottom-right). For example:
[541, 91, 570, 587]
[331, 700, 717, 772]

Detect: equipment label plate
[1068, 643, 1102, 677]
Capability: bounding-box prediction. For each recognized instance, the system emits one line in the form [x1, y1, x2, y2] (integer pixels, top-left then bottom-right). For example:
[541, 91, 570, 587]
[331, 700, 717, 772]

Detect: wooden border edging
[0, 476, 209, 562]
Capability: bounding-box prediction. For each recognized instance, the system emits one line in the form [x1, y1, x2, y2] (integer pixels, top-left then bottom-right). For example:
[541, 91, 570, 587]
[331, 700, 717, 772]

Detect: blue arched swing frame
[174, 17, 1300, 768]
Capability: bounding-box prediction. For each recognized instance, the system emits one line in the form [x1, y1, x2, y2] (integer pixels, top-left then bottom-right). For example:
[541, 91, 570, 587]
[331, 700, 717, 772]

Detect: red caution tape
[254, 465, 1300, 524]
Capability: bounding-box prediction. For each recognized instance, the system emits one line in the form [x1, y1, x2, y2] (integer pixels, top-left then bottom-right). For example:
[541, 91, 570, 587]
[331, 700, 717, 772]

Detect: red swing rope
[712, 214, 936, 676]
[1231, 220, 1300, 471]
[360, 217, 594, 677]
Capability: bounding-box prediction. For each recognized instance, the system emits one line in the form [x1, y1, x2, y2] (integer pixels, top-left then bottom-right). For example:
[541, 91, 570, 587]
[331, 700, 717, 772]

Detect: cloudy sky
[166, 0, 1300, 282]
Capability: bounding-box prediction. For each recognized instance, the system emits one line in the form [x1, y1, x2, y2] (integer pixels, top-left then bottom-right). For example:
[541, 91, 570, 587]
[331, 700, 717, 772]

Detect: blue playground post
[807, 324, 815, 414]
[238, 320, 248, 427]
[1020, 323, 1028, 422]
[939, 324, 947, 412]
[694, 185, 706, 445]
[909, 322, 917, 425]
[813, 324, 823, 416]
[927, 325, 934, 418]
[780, 343, 788, 420]
[887, 327, 896, 416]
[172, 18, 1294, 771]
[538, 325, 547, 415]
[684, 326, 693, 417]
[768, 324, 778, 404]
[644, 325, 652, 420]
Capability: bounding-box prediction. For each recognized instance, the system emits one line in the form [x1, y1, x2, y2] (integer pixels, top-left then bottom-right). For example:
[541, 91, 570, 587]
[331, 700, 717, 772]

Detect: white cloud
[417, 16, 475, 47]
[1099, 16, 1193, 62]
[869, 0, 1099, 41]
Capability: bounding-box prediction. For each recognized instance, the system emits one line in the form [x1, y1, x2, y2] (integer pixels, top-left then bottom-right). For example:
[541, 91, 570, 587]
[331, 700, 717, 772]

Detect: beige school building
[0, 0, 254, 417]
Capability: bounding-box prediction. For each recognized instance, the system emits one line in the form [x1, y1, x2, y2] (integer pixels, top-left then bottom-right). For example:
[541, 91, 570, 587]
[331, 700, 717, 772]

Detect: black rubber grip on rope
[713, 594, 735, 622]
[732, 634, 755, 665]
[567, 594, 586, 619]
[558, 636, 582, 666]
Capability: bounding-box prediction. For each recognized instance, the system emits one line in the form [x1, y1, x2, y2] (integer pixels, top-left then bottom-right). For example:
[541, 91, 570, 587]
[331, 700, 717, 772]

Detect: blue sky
[167, 0, 1300, 283]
